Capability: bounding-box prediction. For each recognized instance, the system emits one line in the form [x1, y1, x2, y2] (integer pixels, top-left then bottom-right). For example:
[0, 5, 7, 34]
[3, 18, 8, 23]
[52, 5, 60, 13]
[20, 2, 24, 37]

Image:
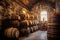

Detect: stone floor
[19, 31, 47, 40]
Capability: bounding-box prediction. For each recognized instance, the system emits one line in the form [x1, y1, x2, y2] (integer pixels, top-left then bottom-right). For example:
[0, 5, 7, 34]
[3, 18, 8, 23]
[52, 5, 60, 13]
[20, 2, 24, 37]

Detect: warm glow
[53, 9, 58, 14]
[22, 0, 29, 5]
[23, 10, 26, 14]
[22, 8, 27, 14]
[40, 11, 48, 21]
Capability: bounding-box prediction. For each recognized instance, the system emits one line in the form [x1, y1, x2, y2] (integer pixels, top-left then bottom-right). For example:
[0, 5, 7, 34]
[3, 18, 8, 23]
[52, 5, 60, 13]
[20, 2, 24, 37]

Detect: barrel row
[47, 13, 60, 40]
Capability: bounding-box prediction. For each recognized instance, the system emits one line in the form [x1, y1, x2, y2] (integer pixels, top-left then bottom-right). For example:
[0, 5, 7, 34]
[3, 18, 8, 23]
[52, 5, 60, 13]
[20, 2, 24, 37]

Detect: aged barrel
[27, 27, 30, 33]
[12, 20, 20, 27]
[4, 27, 19, 38]
[33, 26, 37, 31]
[20, 13, 26, 20]
[28, 20, 33, 25]
[30, 27, 34, 33]
[20, 20, 29, 28]
[11, 14, 18, 20]
[0, 14, 3, 27]
[47, 13, 60, 40]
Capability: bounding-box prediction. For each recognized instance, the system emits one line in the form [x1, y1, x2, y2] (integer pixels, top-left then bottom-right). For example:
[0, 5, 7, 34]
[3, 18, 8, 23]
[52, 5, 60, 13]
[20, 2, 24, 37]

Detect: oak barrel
[47, 13, 60, 40]
[5, 27, 19, 38]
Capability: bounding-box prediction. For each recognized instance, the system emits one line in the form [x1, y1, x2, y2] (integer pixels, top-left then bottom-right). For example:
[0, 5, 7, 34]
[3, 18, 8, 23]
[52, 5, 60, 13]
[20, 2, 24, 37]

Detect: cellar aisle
[19, 31, 47, 40]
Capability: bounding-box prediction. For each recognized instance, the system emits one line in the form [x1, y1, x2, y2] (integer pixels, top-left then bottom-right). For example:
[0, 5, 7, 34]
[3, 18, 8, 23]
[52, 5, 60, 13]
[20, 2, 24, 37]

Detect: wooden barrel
[11, 14, 18, 20]
[47, 13, 60, 40]
[20, 28, 27, 33]
[34, 20, 39, 24]
[18, 16, 21, 20]
[20, 13, 26, 20]
[32, 20, 35, 25]
[12, 20, 20, 27]
[33, 26, 37, 31]
[28, 20, 33, 25]
[0, 14, 3, 26]
[27, 14, 30, 19]
[27, 27, 30, 33]
[30, 27, 34, 33]
[30, 15, 34, 19]
[4, 28, 19, 38]
[20, 20, 29, 28]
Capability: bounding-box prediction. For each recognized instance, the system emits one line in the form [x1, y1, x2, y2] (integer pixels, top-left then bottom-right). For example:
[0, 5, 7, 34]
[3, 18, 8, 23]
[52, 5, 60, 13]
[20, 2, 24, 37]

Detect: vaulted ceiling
[0, 0, 59, 11]
[15, 0, 56, 10]
[18, 0, 56, 6]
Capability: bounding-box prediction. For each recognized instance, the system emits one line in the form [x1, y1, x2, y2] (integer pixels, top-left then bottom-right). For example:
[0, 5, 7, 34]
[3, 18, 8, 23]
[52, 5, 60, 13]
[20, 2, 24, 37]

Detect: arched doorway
[30, 2, 55, 40]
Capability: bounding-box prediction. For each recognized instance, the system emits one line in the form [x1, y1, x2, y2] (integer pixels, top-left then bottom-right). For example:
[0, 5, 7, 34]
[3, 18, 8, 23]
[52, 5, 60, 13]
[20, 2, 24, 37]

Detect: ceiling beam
[14, 0, 30, 11]
[29, 0, 56, 11]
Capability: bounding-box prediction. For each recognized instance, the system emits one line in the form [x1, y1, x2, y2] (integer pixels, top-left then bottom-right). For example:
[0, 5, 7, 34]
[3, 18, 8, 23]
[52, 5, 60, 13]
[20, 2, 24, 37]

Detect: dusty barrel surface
[27, 27, 30, 33]
[4, 27, 19, 38]
[20, 20, 29, 28]
[12, 20, 20, 27]
[30, 27, 34, 33]
[47, 13, 60, 40]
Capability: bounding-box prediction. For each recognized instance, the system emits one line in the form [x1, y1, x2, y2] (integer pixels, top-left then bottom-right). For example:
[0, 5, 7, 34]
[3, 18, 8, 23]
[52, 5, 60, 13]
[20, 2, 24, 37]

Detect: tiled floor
[19, 31, 47, 40]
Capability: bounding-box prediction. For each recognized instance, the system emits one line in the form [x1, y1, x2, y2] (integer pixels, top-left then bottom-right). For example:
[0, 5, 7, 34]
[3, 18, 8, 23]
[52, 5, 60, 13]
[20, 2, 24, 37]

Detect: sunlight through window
[40, 11, 48, 21]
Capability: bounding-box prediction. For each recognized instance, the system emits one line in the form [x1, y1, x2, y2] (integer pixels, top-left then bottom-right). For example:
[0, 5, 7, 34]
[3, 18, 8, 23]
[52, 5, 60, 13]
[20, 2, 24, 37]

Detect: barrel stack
[3, 27, 19, 40]
[47, 9, 60, 40]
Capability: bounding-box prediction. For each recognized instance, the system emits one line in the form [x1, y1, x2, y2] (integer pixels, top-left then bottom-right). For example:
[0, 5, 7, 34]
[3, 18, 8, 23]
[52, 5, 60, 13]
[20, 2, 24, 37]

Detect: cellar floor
[19, 31, 47, 40]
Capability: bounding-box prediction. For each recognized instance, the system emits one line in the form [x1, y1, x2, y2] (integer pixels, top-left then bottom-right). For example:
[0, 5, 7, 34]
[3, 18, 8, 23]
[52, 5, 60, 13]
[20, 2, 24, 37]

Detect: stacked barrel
[5, 27, 19, 38]
[11, 14, 20, 28]
[0, 1, 40, 39]
[47, 10, 60, 40]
